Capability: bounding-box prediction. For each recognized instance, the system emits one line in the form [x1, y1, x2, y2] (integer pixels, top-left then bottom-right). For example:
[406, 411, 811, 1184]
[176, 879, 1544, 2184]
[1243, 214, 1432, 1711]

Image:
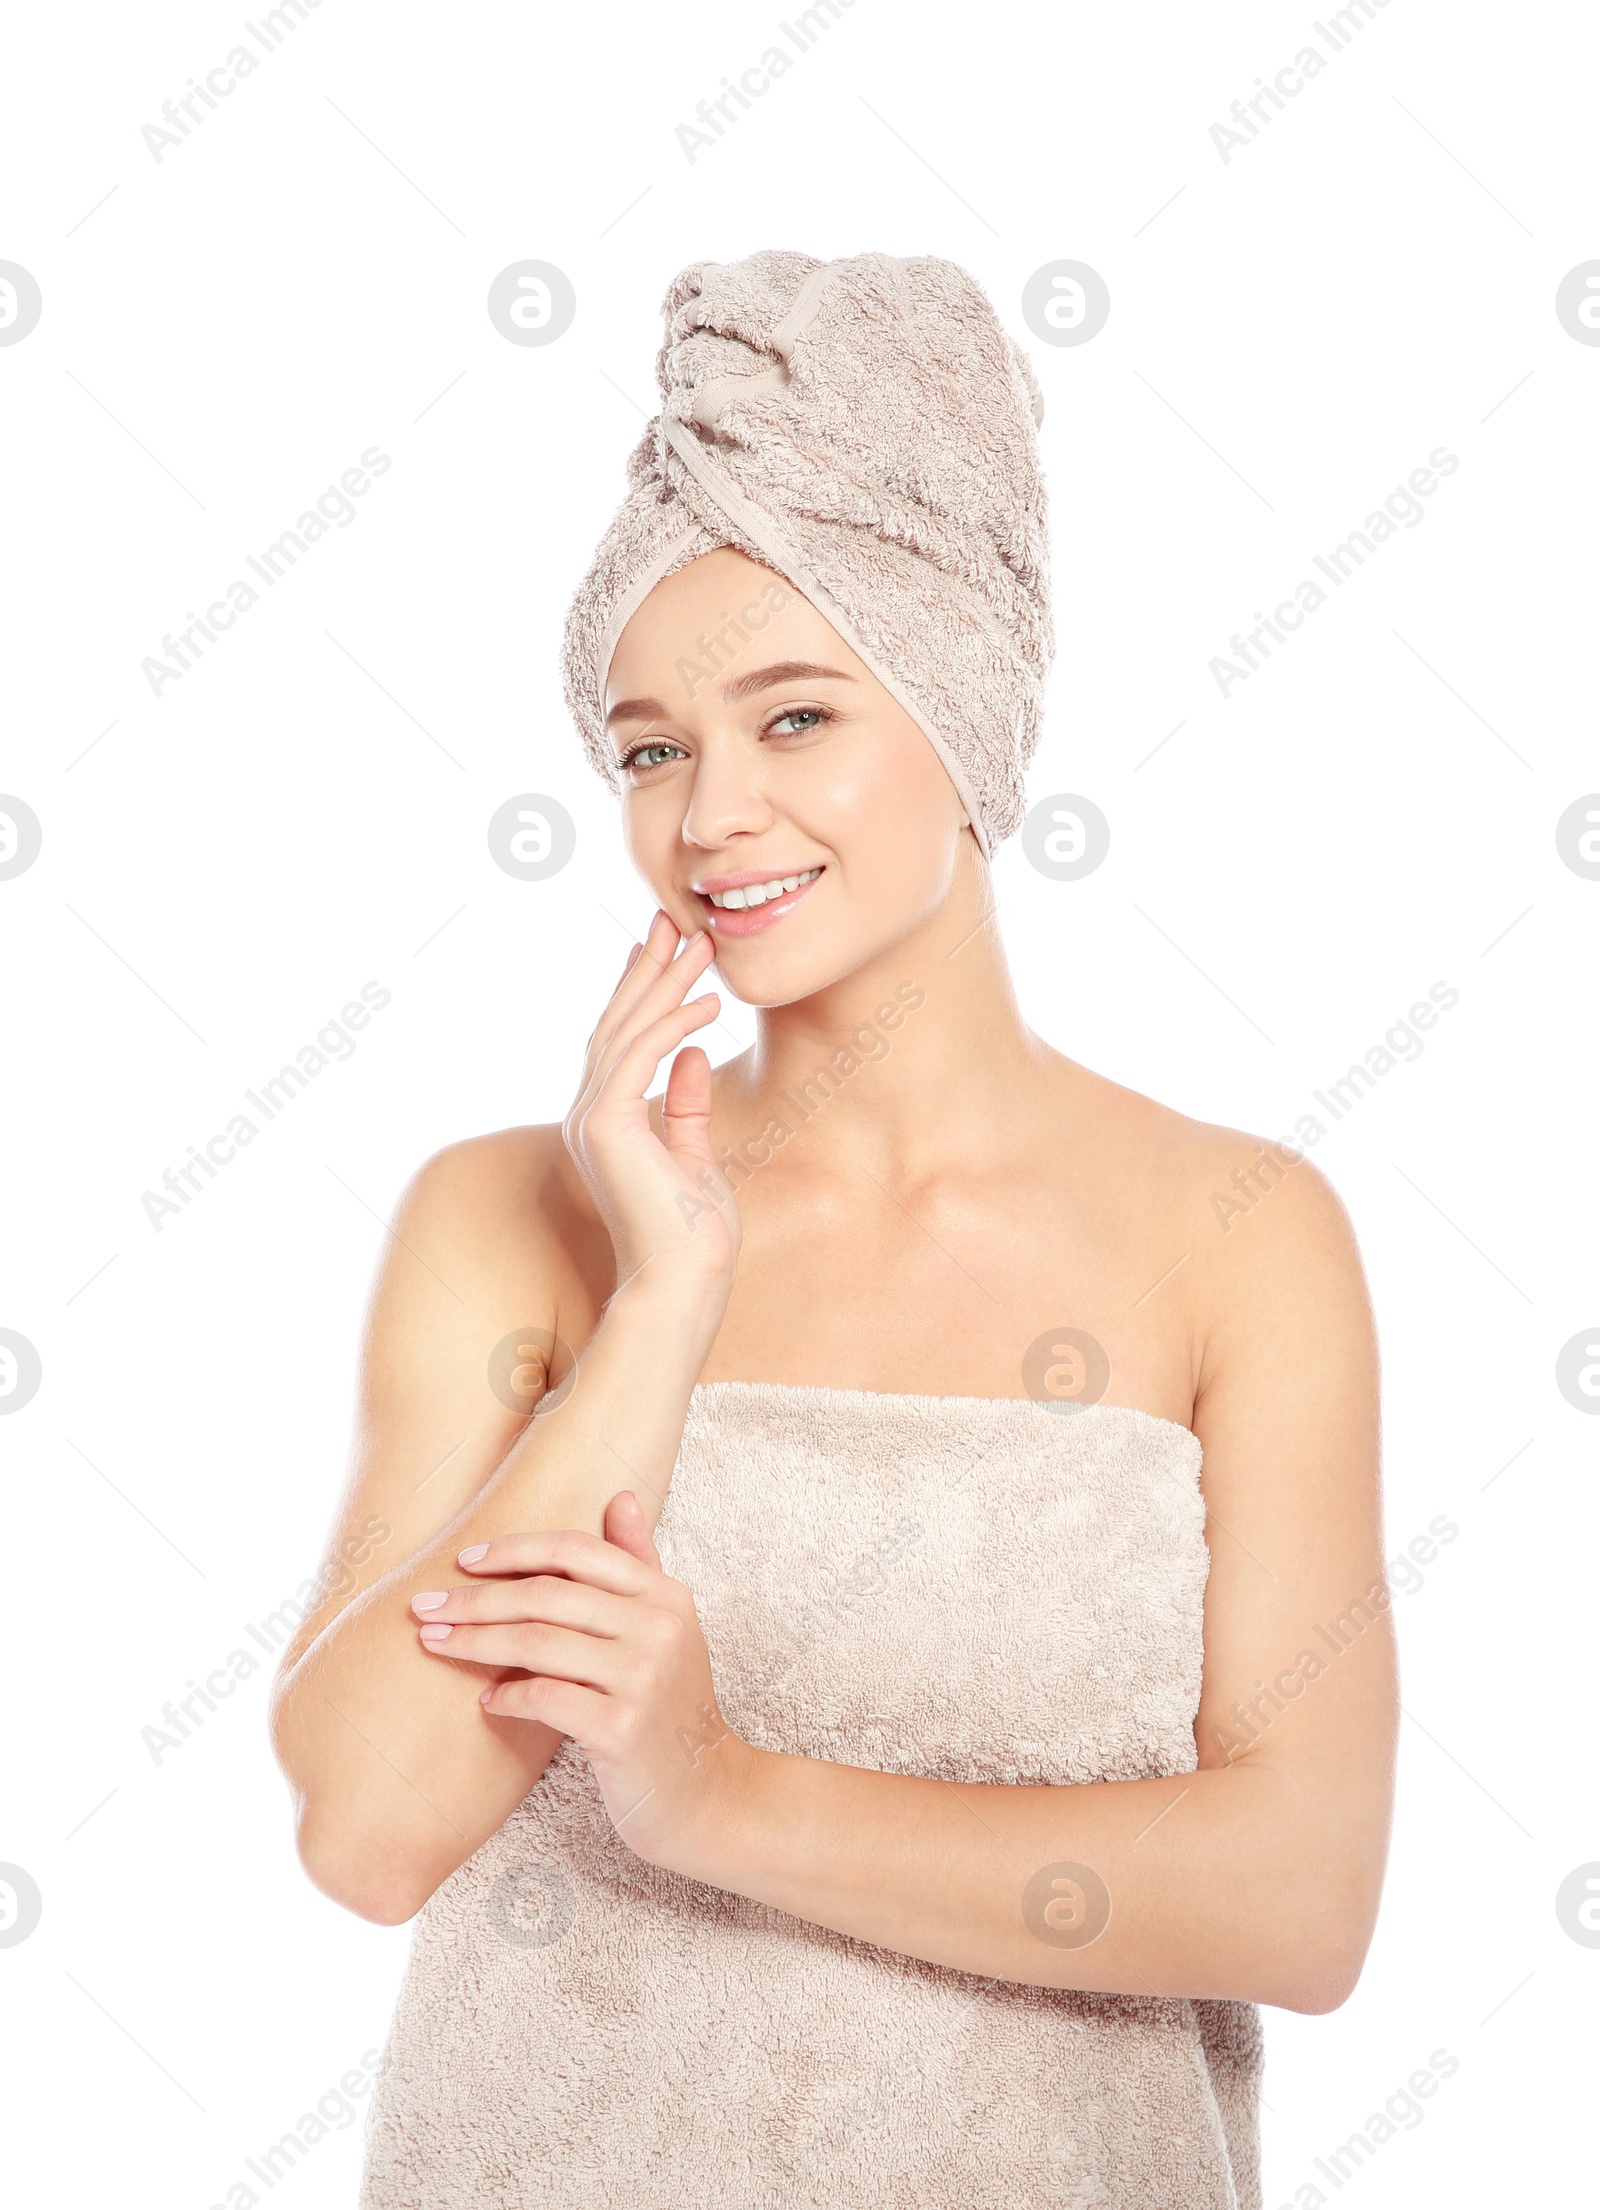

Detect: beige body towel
[360, 1383, 1262, 2210]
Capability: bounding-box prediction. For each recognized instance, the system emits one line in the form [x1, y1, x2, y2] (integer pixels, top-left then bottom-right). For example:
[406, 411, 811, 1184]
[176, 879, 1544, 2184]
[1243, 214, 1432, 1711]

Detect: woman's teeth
[706, 867, 822, 910]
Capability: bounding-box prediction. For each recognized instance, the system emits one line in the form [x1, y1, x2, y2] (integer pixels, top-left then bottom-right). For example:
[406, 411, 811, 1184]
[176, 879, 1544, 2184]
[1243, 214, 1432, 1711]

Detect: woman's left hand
[411, 1494, 753, 1872]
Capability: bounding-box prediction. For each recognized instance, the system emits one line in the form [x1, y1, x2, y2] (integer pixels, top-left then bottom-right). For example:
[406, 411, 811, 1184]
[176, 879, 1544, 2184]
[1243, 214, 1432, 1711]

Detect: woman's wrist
[598, 1260, 732, 1375]
[474, 1263, 728, 1536]
[660, 1731, 778, 1890]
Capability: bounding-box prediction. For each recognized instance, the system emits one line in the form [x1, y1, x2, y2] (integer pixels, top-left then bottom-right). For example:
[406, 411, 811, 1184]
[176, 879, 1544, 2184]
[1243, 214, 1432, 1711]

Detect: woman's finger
[603, 1490, 663, 1569]
[567, 1003, 722, 1175]
[584, 922, 715, 1065]
[482, 1673, 614, 1738]
[455, 1528, 659, 1594]
[583, 1001, 720, 1135]
[410, 1574, 637, 1634]
[583, 959, 720, 1113]
[584, 917, 670, 1055]
[418, 1619, 631, 1688]
[660, 1043, 717, 1170]
[585, 915, 710, 1071]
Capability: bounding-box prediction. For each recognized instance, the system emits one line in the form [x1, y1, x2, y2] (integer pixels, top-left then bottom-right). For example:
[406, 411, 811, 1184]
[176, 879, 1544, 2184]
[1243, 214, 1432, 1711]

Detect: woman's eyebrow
[721, 660, 857, 701]
[604, 661, 857, 729]
[604, 695, 669, 729]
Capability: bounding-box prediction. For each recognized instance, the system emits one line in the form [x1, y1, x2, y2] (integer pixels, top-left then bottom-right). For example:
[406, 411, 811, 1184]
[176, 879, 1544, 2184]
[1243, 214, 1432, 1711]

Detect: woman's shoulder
[1047, 1051, 1361, 1285]
[1050, 1060, 1375, 1440]
[400, 1120, 568, 1208]
[387, 1122, 607, 1296]
[1139, 1091, 1371, 1364]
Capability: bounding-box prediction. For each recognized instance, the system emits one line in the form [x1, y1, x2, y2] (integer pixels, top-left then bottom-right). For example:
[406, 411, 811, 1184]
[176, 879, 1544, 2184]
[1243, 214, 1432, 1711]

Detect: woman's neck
[715, 859, 1059, 1184]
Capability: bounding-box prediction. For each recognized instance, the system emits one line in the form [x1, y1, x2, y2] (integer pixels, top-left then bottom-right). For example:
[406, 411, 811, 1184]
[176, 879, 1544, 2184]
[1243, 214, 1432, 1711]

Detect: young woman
[271, 251, 1395, 2210]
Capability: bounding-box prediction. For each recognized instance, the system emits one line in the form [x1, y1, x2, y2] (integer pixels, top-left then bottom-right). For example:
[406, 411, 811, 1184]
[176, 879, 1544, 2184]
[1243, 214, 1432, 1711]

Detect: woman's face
[604, 548, 975, 1006]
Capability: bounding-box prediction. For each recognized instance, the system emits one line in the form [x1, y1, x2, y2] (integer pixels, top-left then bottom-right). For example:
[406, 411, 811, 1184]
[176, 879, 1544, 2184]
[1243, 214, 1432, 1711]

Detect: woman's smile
[690, 863, 826, 934]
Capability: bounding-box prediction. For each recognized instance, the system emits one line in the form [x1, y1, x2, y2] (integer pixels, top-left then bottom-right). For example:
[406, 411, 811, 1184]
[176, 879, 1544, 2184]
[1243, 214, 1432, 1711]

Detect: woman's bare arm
[269, 917, 735, 1925]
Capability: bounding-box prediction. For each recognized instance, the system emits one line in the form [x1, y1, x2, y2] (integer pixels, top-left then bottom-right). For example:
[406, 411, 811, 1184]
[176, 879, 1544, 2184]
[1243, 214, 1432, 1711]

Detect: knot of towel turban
[559, 249, 1053, 857]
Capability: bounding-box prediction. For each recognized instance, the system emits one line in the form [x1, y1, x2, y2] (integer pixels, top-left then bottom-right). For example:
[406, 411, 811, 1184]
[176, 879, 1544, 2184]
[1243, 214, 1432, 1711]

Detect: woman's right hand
[563, 911, 741, 1300]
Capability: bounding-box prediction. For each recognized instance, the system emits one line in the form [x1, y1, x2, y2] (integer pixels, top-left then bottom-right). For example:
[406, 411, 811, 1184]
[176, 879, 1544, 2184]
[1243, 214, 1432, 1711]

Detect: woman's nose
[680, 733, 774, 847]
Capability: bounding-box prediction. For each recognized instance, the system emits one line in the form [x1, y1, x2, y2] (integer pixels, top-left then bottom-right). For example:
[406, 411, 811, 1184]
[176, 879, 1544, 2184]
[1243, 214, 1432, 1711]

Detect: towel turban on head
[559, 250, 1053, 858]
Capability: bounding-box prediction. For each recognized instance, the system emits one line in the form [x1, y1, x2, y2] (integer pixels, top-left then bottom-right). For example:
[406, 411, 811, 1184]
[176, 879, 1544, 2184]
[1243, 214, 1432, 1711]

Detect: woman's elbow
[1241, 1769, 1387, 2012]
[271, 1692, 441, 1924]
[294, 1814, 435, 1927]
[1261, 1898, 1377, 2014]
[1272, 1944, 1367, 2015]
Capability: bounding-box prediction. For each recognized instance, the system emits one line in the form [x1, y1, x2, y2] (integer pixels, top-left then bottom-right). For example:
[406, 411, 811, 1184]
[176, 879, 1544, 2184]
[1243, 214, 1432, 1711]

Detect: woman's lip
[697, 872, 822, 937]
[691, 865, 825, 895]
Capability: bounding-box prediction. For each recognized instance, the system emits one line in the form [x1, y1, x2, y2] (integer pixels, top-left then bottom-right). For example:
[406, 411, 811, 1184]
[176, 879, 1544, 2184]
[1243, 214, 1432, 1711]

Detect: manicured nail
[419, 1622, 453, 1642]
[480, 1685, 496, 1706]
[412, 1591, 448, 1612]
[458, 1543, 489, 1564]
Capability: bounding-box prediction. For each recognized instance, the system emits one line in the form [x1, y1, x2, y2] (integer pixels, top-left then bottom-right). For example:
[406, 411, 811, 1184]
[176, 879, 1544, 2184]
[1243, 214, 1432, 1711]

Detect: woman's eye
[623, 742, 684, 771]
[767, 708, 826, 736]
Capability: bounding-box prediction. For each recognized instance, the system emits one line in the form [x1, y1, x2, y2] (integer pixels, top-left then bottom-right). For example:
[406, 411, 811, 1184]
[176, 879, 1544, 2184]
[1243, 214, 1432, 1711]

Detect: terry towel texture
[559, 251, 1055, 857]
[360, 1382, 1262, 2210]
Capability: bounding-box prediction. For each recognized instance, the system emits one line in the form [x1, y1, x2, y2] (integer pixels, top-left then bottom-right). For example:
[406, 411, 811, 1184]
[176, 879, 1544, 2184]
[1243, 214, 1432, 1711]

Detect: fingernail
[412, 1591, 448, 1612]
[419, 1622, 453, 1642]
[624, 943, 642, 970]
[458, 1543, 489, 1564]
[480, 1685, 495, 1705]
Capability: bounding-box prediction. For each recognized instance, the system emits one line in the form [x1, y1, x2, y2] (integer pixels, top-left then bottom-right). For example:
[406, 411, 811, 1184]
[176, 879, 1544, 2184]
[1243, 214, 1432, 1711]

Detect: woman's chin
[709, 935, 899, 1013]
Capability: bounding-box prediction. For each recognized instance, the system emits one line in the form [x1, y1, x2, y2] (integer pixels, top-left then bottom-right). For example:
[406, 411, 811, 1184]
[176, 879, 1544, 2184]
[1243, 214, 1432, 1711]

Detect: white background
[2, 2, 1595, 2203]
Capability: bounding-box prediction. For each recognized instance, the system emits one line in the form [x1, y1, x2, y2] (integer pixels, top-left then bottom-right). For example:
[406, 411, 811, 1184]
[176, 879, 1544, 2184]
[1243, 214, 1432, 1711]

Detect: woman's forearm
[270, 1269, 723, 1922]
[689, 1743, 1380, 2014]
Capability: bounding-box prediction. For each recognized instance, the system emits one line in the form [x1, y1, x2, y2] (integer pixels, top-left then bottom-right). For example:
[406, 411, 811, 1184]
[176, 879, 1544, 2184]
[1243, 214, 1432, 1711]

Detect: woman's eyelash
[616, 738, 686, 771]
[616, 705, 834, 772]
[763, 704, 832, 736]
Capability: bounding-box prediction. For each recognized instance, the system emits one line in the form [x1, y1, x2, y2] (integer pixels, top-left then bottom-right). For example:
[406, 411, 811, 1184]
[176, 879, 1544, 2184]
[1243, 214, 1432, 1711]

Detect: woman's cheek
[623, 792, 698, 921]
